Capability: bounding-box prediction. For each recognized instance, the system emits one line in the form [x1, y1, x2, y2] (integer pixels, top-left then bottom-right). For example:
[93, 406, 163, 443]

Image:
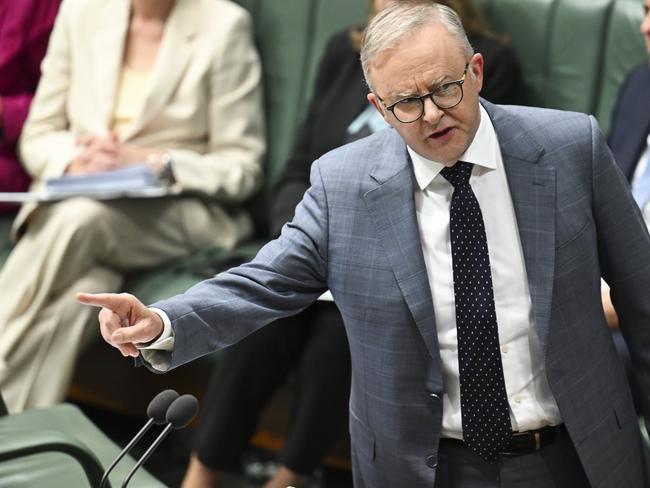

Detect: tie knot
[440, 161, 473, 188]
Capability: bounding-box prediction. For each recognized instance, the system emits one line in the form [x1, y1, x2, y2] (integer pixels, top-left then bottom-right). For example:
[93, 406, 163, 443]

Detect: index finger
[77, 292, 130, 312]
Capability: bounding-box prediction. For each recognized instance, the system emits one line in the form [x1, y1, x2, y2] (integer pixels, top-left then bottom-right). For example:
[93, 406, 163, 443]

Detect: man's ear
[367, 93, 389, 121]
[470, 53, 484, 94]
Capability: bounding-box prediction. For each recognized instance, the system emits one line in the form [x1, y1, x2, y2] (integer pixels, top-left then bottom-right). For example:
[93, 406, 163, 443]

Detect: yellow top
[111, 65, 151, 139]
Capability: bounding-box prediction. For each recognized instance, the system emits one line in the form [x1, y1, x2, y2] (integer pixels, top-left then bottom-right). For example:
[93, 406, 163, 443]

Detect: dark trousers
[194, 301, 351, 475]
[435, 433, 591, 488]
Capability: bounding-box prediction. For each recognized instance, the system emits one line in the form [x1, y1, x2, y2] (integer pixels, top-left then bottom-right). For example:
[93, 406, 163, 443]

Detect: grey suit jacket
[153, 101, 650, 487]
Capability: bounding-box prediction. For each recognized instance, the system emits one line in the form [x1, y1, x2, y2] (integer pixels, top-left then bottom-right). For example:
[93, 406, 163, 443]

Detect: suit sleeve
[591, 115, 650, 424]
[148, 160, 329, 369]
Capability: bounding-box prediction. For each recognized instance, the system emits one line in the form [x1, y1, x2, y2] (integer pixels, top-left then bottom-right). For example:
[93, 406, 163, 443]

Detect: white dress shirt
[410, 105, 562, 439]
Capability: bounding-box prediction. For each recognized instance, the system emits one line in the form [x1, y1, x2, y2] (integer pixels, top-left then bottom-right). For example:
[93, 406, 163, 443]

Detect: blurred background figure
[607, 0, 650, 221]
[0, 0, 61, 214]
[181, 1, 521, 487]
[0, 0, 264, 413]
[601, 0, 650, 413]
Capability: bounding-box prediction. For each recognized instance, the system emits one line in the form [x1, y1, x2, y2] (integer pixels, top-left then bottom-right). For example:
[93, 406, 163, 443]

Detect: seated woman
[182, 1, 521, 487]
[0, 0, 265, 413]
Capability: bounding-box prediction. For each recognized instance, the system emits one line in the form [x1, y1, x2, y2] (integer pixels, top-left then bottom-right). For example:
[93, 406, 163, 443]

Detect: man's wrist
[138, 307, 174, 350]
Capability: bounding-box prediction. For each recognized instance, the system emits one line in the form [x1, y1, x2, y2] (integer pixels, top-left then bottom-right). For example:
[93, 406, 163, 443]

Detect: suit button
[425, 454, 438, 469]
[429, 393, 440, 400]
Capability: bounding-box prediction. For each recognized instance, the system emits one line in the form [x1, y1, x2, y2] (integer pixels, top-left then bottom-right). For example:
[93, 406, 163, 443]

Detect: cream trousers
[0, 196, 249, 413]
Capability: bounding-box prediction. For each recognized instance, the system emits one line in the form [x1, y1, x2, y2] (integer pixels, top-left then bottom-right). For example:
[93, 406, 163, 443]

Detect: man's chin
[419, 143, 464, 165]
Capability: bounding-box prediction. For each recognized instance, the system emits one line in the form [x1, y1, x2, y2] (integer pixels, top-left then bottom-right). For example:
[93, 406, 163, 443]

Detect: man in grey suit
[79, 3, 650, 487]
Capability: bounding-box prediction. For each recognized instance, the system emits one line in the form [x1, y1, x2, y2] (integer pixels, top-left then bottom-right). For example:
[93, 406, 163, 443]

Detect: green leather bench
[475, 0, 646, 133]
[0, 403, 164, 487]
[0, 0, 646, 468]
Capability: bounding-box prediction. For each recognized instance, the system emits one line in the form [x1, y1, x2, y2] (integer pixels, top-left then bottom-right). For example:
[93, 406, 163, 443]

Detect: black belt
[441, 424, 567, 456]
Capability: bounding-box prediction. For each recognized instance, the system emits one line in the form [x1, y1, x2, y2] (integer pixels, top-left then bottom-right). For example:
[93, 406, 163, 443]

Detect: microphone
[98, 389, 179, 488]
[121, 394, 199, 488]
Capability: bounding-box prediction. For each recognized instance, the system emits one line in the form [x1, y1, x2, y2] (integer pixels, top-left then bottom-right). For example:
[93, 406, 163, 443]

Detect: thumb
[111, 313, 164, 345]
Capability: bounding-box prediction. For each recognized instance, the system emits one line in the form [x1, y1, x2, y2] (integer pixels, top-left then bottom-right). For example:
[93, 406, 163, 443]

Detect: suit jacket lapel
[363, 131, 442, 372]
[484, 101, 557, 353]
[362, 102, 558, 372]
[122, 0, 197, 140]
[92, 0, 130, 130]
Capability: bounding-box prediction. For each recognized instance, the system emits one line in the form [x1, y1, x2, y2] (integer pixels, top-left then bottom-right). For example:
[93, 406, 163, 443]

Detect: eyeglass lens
[392, 83, 463, 123]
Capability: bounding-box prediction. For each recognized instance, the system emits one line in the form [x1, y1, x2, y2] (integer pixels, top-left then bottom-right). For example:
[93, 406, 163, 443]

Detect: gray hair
[361, 3, 474, 91]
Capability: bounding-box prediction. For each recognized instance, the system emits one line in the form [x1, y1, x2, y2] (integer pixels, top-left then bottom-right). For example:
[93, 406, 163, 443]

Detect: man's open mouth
[430, 127, 453, 139]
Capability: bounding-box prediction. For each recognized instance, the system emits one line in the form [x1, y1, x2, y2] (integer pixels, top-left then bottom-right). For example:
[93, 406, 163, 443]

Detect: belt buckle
[512, 430, 541, 448]
[501, 430, 541, 456]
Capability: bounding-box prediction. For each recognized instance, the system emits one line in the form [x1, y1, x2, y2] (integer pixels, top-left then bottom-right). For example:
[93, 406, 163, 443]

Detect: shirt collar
[409, 105, 499, 191]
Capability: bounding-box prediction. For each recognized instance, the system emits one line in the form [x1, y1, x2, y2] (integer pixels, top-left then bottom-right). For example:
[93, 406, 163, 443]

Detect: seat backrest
[596, 0, 647, 127]
[476, 0, 646, 133]
[226, 0, 645, 238]
[232, 0, 368, 191]
[236, 0, 645, 198]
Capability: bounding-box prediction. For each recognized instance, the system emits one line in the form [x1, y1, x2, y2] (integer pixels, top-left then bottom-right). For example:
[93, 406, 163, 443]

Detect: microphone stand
[98, 417, 154, 488]
[120, 423, 174, 488]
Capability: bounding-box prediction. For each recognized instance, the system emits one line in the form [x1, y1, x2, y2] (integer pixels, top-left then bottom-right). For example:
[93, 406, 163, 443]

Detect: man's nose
[421, 96, 444, 125]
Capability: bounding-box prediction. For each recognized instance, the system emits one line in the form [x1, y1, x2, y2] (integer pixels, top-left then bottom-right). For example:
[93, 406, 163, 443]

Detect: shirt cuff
[138, 307, 174, 371]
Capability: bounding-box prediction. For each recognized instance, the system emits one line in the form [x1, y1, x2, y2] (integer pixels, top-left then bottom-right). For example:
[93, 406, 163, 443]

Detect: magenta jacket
[0, 0, 60, 213]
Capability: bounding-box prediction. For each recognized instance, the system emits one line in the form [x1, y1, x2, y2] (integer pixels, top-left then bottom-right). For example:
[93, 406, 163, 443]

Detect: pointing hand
[77, 292, 164, 358]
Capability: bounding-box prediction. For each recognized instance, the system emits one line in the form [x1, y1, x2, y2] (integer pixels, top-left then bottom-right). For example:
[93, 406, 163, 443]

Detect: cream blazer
[17, 0, 265, 235]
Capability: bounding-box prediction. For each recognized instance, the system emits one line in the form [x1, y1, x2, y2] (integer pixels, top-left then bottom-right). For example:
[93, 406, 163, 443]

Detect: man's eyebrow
[430, 74, 449, 87]
[390, 89, 419, 99]
[389, 75, 452, 100]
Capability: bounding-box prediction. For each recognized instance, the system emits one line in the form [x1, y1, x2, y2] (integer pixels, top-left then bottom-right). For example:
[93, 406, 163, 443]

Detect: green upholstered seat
[0, 403, 163, 487]
[596, 0, 648, 131]
[476, 0, 646, 132]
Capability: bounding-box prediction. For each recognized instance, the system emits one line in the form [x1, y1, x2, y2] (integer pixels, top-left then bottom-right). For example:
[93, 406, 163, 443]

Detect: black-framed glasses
[377, 63, 469, 124]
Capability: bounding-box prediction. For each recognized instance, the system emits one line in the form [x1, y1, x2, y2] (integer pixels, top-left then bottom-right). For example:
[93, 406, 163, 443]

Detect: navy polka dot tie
[440, 161, 512, 463]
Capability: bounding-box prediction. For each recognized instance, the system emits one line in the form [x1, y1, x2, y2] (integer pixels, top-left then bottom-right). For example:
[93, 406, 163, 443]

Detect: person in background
[0, 0, 61, 214]
[181, 1, 521, 487]
[601, 0, 650, 413]
[0, 0, 264, 414]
